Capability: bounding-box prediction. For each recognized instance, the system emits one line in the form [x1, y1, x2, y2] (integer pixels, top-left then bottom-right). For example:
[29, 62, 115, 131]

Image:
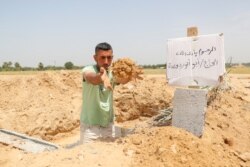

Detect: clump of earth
[111, 58, 143, 83]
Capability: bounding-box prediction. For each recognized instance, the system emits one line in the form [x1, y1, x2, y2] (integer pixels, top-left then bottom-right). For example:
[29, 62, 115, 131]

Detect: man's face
[94, 49, 113, 70]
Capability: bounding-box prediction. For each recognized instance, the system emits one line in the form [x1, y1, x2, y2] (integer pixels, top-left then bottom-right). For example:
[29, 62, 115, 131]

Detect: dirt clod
[111, 58, 143, 83]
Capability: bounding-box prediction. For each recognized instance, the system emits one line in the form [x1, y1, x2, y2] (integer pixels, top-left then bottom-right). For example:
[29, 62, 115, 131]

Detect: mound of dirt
[122, 127, 240, 167]
[0, 71, 82, 140]
[114, 76, 174, 122]
[120, 84, 250, 166]
[0, 71, 173, 140]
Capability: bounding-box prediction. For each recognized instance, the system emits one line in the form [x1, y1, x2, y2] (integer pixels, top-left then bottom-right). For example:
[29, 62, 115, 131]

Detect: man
[79, 42, 126, 143]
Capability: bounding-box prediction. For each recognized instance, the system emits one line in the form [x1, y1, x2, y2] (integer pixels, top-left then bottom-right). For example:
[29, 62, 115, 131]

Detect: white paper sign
[166, 34, 225, 86]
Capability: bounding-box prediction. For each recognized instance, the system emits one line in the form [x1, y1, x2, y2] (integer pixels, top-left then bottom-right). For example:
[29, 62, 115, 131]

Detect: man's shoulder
[82, 65, 96, 73]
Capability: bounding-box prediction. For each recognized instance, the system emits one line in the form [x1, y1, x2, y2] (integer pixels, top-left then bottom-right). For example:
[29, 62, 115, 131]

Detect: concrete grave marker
[172, 88, 207, 137]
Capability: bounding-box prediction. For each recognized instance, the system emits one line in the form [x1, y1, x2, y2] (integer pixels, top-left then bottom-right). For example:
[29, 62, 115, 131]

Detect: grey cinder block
[172, 88, 207, 137]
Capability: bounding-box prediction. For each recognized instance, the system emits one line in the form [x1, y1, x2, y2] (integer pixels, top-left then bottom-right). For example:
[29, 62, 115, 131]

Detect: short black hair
[95, 42, 112, 54]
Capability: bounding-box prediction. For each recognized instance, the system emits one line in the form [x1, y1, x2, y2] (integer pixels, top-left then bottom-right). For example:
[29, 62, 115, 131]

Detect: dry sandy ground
[0, 71, 249, 167]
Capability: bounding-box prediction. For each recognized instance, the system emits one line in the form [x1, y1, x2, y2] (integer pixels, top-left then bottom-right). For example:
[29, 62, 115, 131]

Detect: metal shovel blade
[0, 129, 59, 153]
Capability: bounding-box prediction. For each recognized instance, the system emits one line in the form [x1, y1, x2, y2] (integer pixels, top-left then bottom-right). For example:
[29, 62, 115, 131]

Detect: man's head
[94, 42, 113, 70]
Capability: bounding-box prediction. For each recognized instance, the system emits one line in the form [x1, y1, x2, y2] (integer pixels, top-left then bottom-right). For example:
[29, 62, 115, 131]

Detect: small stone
[170, 144, 177, 154]
[135, 149, 140, 154]
[155, 146, 166, 155]
[123, 148, 134, 156]
[77, 152, 84, 161]
[181, 156, 188, 163]
[131, 138, 141, 145]
[222, 113, 227, 117]
[223, 137, 234, 146]
[239, 152, 250, 162]
[158, 148, 166, 154]
[17, 154, 23, 161]
[217, 123, 223, 129]
[116, 138, 123, 144]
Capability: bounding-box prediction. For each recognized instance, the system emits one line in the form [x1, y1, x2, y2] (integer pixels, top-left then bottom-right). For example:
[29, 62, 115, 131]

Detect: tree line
[0, 61, 249, 71]
[0, 61, 83, 71]
[0, 61, 167, 71]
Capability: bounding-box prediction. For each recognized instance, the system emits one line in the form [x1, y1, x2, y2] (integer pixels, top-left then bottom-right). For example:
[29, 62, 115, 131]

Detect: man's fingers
[104, 82, 113, 91]
[102, 76, 113, 91]
[107, 85, 113, 91]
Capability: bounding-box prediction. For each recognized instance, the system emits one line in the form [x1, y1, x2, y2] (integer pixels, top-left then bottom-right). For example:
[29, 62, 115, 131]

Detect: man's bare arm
[83, 67, 113, 90]
[83, 71, 103, 85]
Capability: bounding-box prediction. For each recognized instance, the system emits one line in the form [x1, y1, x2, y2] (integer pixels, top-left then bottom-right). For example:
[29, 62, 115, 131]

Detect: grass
[143, 68, 166, 75]
[0, 67, 250, 75]
[143, 67, 250, 75]
[0, 71, 39, 75]
[0, 70, 61, 75]
[226, 67, 250, 74]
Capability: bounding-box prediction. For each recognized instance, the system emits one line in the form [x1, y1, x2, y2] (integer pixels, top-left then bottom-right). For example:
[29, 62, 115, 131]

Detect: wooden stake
[187, 26, 199, 88]
[187, 27, 198, 37]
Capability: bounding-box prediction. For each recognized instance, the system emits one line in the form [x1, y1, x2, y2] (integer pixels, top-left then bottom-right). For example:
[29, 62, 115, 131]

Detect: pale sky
[1, 0, 250, 67]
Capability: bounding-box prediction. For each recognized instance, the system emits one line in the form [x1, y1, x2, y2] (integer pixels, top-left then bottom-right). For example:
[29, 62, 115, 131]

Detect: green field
[0, 70, 59, 75]
[143, 67, 250, 75]
[1, 67, 250, 75]
[143, 68, 166, 75]
[226, 67, 250, 74]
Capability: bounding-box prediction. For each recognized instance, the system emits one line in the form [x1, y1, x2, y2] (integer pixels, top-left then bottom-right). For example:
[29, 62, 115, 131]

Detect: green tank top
[80, 65, 114, 127]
